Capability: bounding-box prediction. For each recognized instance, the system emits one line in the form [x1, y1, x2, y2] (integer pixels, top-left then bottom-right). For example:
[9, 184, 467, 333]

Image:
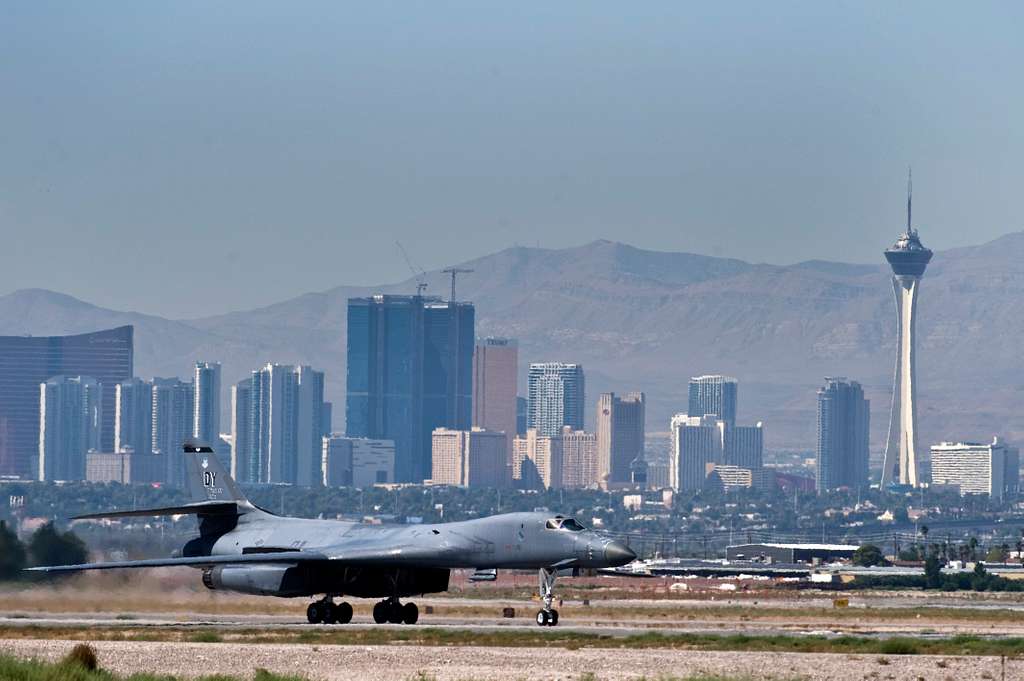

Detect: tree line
[0, 520, 88, 581]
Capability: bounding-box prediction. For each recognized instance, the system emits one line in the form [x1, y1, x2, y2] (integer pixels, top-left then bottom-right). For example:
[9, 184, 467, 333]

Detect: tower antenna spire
[906, 166, 913, 234]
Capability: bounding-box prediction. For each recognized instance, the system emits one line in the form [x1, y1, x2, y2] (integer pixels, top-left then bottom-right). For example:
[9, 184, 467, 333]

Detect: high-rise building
[881, 174, 933, 488]
[245, 364, 325, 485]
[38, 376, 102, 481]
[930, 439, 1018, 500]
[472, 337, 518, 463]
[596, 392, 645, 487]
[560, 427, 598, 489]
[670, 414, 723, 491]
[816, 378, 870, 492]
[321, 436, 395, 487]
[725, 423, 764, 469]
[230, 380, 252, 482]
[513, 429, 564, 490]
[151, 377, 195, 486]
[346, 295, 474, 483]
[0, 326, 133, 478]
[687, 375, 738, 427]
[431, 427, 507, 488]
[115, 378, 153, 456]
[527, 363, 584, 437]
[193, 362, 221, 443]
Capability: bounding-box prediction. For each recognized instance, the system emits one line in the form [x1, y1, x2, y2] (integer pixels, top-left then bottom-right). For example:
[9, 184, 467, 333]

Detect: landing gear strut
[306, 596, 353, 625]
[536, 567, 559, 626]
[373, 598, 419, 625]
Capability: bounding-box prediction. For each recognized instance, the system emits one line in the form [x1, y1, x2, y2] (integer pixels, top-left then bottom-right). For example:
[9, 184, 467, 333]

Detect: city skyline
[4, 214, 1019, 483]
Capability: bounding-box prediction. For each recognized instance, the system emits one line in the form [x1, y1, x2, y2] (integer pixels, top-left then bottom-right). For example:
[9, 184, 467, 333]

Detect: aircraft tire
[402, 602, 419, 625]
[335, 601, 353, 624]
[549, 609, 559, 626]
[387, 602, 404, 624]
[535, 610, 549, 626]
[372, 601, 388, 624]
[306, 602, 323, 624]
[322, 603, 337, 625]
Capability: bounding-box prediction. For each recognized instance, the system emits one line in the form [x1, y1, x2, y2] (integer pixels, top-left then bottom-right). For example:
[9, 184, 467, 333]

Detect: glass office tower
[0, 326, 133, 478]
[347, 295, 473, 482]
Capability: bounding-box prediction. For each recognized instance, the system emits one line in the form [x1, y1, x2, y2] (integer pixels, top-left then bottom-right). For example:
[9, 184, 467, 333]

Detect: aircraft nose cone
[604, 541, 636, 566]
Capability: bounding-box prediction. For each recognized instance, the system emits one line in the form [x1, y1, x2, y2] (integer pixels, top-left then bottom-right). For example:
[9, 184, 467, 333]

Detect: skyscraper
[527, 363, 585, 437]
[724, 423, 764, 469]
[669, 414, 723, 491]
[151, 377, 195, 486]
[472, 337, 518, 463]
[115, 378, 153, 455]
[816, 378, 870, 492]
[245, 363, 325, 485]
[38, 376, 102, 481]
[596, 392, 645, 486]
[687, 375, 738, 427]
[230, 380, 252, 482]
[193, 361, 221, 444]
[560, 427, 598, 489]
[881, 174, 933, 488]
[0, 325, 133, 478]
[346, 295, 474, 483]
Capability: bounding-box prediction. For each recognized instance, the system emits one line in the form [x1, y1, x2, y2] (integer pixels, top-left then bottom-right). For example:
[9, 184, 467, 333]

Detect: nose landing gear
[535, 567, 559, 626]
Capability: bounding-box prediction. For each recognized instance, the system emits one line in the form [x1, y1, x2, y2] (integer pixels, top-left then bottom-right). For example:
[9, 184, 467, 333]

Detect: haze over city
[2, 2, 1022, 316]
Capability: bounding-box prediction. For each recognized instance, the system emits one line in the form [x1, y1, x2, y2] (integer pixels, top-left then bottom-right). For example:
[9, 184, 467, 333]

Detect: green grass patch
[1, 623, 1023, 658]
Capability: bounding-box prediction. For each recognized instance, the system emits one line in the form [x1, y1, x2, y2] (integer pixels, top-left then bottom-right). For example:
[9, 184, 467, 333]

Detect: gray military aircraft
[29, 440, 635, 627]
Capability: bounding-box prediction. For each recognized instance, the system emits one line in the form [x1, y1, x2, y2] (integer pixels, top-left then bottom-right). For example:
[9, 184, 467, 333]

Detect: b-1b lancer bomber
[29, 440, 636, 627]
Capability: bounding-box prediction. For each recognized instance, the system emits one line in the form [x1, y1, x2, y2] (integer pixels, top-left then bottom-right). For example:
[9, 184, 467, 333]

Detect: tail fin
[183, 438, 249, 506]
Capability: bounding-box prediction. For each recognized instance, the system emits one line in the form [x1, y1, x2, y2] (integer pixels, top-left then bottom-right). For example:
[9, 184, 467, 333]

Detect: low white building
[322, 436, 395, 488]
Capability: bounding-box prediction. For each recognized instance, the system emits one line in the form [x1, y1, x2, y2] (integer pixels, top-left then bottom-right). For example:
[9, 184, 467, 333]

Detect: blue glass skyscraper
[346, 295, 474, 482]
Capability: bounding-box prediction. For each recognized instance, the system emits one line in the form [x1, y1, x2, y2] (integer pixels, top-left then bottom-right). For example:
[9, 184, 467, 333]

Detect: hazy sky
[1, 2, 1021, 317]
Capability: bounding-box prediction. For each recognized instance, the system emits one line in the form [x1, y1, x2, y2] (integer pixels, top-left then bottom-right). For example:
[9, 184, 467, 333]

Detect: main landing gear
[536, 567, 559, 627]
[306, 596, 353, 624]
[372, 598, 419, 625]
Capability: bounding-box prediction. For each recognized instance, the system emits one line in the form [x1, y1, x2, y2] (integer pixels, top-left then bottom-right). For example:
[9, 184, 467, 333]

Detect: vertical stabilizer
[183, 438, 249, 505]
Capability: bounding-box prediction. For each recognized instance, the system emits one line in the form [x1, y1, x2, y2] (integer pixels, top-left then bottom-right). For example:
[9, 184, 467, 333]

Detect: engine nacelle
[202, 564, 309, 597]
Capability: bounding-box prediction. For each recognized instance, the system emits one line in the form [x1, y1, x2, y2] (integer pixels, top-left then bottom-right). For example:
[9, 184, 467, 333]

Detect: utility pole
[442, 267, 473, 302]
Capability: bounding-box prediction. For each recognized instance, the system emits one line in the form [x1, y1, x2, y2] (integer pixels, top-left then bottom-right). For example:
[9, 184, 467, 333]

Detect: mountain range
[3, 232, 1024, 458]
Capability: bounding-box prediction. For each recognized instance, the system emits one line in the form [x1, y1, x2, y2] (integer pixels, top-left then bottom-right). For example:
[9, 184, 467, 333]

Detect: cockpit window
[545, 517, 586, 531]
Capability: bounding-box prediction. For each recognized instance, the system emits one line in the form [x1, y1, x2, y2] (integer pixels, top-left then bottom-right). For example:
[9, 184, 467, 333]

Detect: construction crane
[442, 267, 473, 302]
[395, 241, 428, 296]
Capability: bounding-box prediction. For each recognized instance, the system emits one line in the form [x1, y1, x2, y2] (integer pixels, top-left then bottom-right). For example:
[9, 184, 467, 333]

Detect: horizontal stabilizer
[72, 501, 239, 520]
[25, 550, 328, 573]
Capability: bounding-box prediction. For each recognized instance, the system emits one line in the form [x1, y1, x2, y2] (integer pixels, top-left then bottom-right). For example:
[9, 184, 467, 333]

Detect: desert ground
[4, 570, 1024, 680]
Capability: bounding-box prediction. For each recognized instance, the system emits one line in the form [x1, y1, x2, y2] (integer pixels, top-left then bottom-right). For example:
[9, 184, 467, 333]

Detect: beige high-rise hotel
[472, 337, 518, 464]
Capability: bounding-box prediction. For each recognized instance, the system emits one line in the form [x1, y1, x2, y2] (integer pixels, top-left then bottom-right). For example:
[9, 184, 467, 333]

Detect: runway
[4, 607, 1024, 639]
